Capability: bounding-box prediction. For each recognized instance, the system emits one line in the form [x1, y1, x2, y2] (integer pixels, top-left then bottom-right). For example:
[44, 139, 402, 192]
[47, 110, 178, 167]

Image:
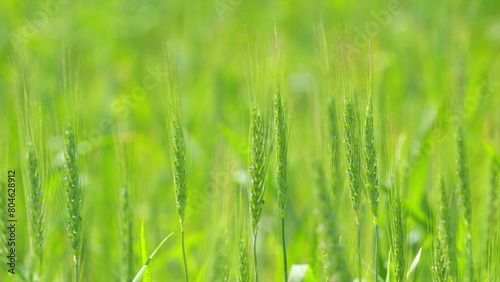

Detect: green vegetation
[1, 0, 500, 281]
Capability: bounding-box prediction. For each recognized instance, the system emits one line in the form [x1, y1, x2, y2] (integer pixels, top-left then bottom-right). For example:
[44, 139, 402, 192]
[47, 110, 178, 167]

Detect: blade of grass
[132, 232, 174, 282]
[140, 220, 152, 282]
[406, 247, 423, 279]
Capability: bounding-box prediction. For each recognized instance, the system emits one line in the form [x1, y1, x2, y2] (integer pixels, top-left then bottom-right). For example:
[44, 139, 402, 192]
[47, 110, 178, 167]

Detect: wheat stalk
[120, 186, 134, 281]
[171, 118, 189, 282]
[249, 104, 269, 282]
[274, 91, 289, 281]
[364, 100, 379, 222]
[26, 145, 44, 278]
[163, 47, 189, 282]
[238, 238, 249, 282]
[64, 126, 83, 282]
[327, 98, 342, 191]
[363, 97, 380, 280]
[391, 188, 405, 282]
[435, 175, 458, 281]
[487, 156, 499, 279]
[313, 161, 350, 282]
[114, 131, 135, 282]
[172, 119, 188, 229]
[455, 123, 473, 281]
[343, 98, 363, 277]
[434, 239, 446, 282]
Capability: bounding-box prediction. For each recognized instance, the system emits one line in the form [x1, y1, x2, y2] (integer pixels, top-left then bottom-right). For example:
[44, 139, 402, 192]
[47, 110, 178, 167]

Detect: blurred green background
[1, 0, 500, 281]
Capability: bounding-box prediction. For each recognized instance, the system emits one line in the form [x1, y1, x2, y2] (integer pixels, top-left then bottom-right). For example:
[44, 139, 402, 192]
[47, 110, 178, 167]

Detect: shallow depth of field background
[1, 0, 500, 281]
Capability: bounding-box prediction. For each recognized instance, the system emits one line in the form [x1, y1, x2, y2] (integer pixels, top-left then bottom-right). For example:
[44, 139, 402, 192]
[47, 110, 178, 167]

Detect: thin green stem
[281, 217, 288, 282]
[75, 255, 79, 282]
[357, 223, 361, 280]
[182, 231, 188, 282]
[375, 224, 379, 282]
[468, 234, 472, 282]
[254, 234, 259, 282]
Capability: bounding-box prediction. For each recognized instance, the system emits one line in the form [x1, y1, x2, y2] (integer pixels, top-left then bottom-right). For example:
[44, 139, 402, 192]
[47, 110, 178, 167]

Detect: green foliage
[1, 1, 500, 281]
[133, 232, 174, 282]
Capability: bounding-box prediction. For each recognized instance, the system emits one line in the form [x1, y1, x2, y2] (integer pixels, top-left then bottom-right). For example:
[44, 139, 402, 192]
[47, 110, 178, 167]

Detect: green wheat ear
[435, 175, 457, 281]
[27, 145, 44, 275]
[455, 124, 471, 231]
[274, 91, 289, 282]
[455, 122, 473, 281]
[274, 92, 288, 218]
[249, 104, 268, 236]
[343, 98, 363, 278]
[249, 103, 270, 282]
[172, 119, 188, 231]
[343, 99, 362, 222]
[391, 188, 405, 282]
[238, 239, 249, 282]
[364, 100, 379, 224]
[363, 97, 381, 281]
[121, 186, 134, 281]
[237, 177, 250, 282]
[313, 161, 350, 282]
[171, 117, 189, 282]
[487, 155, 499, 280]
[64, 126, 83, 281]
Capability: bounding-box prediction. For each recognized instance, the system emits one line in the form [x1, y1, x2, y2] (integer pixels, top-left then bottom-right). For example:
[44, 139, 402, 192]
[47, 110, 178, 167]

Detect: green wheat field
[1, 0, 500, 281]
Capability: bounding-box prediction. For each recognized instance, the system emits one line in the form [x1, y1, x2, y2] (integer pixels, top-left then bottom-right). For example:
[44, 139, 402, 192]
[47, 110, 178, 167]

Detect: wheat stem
[357, 223, 361, 280]
[375, 224, 379, 280]
[182, 231, 188, 282]
[253, 234, 258, 282]
[74, 256, 80, 282]
[281, 217, 288, 281]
